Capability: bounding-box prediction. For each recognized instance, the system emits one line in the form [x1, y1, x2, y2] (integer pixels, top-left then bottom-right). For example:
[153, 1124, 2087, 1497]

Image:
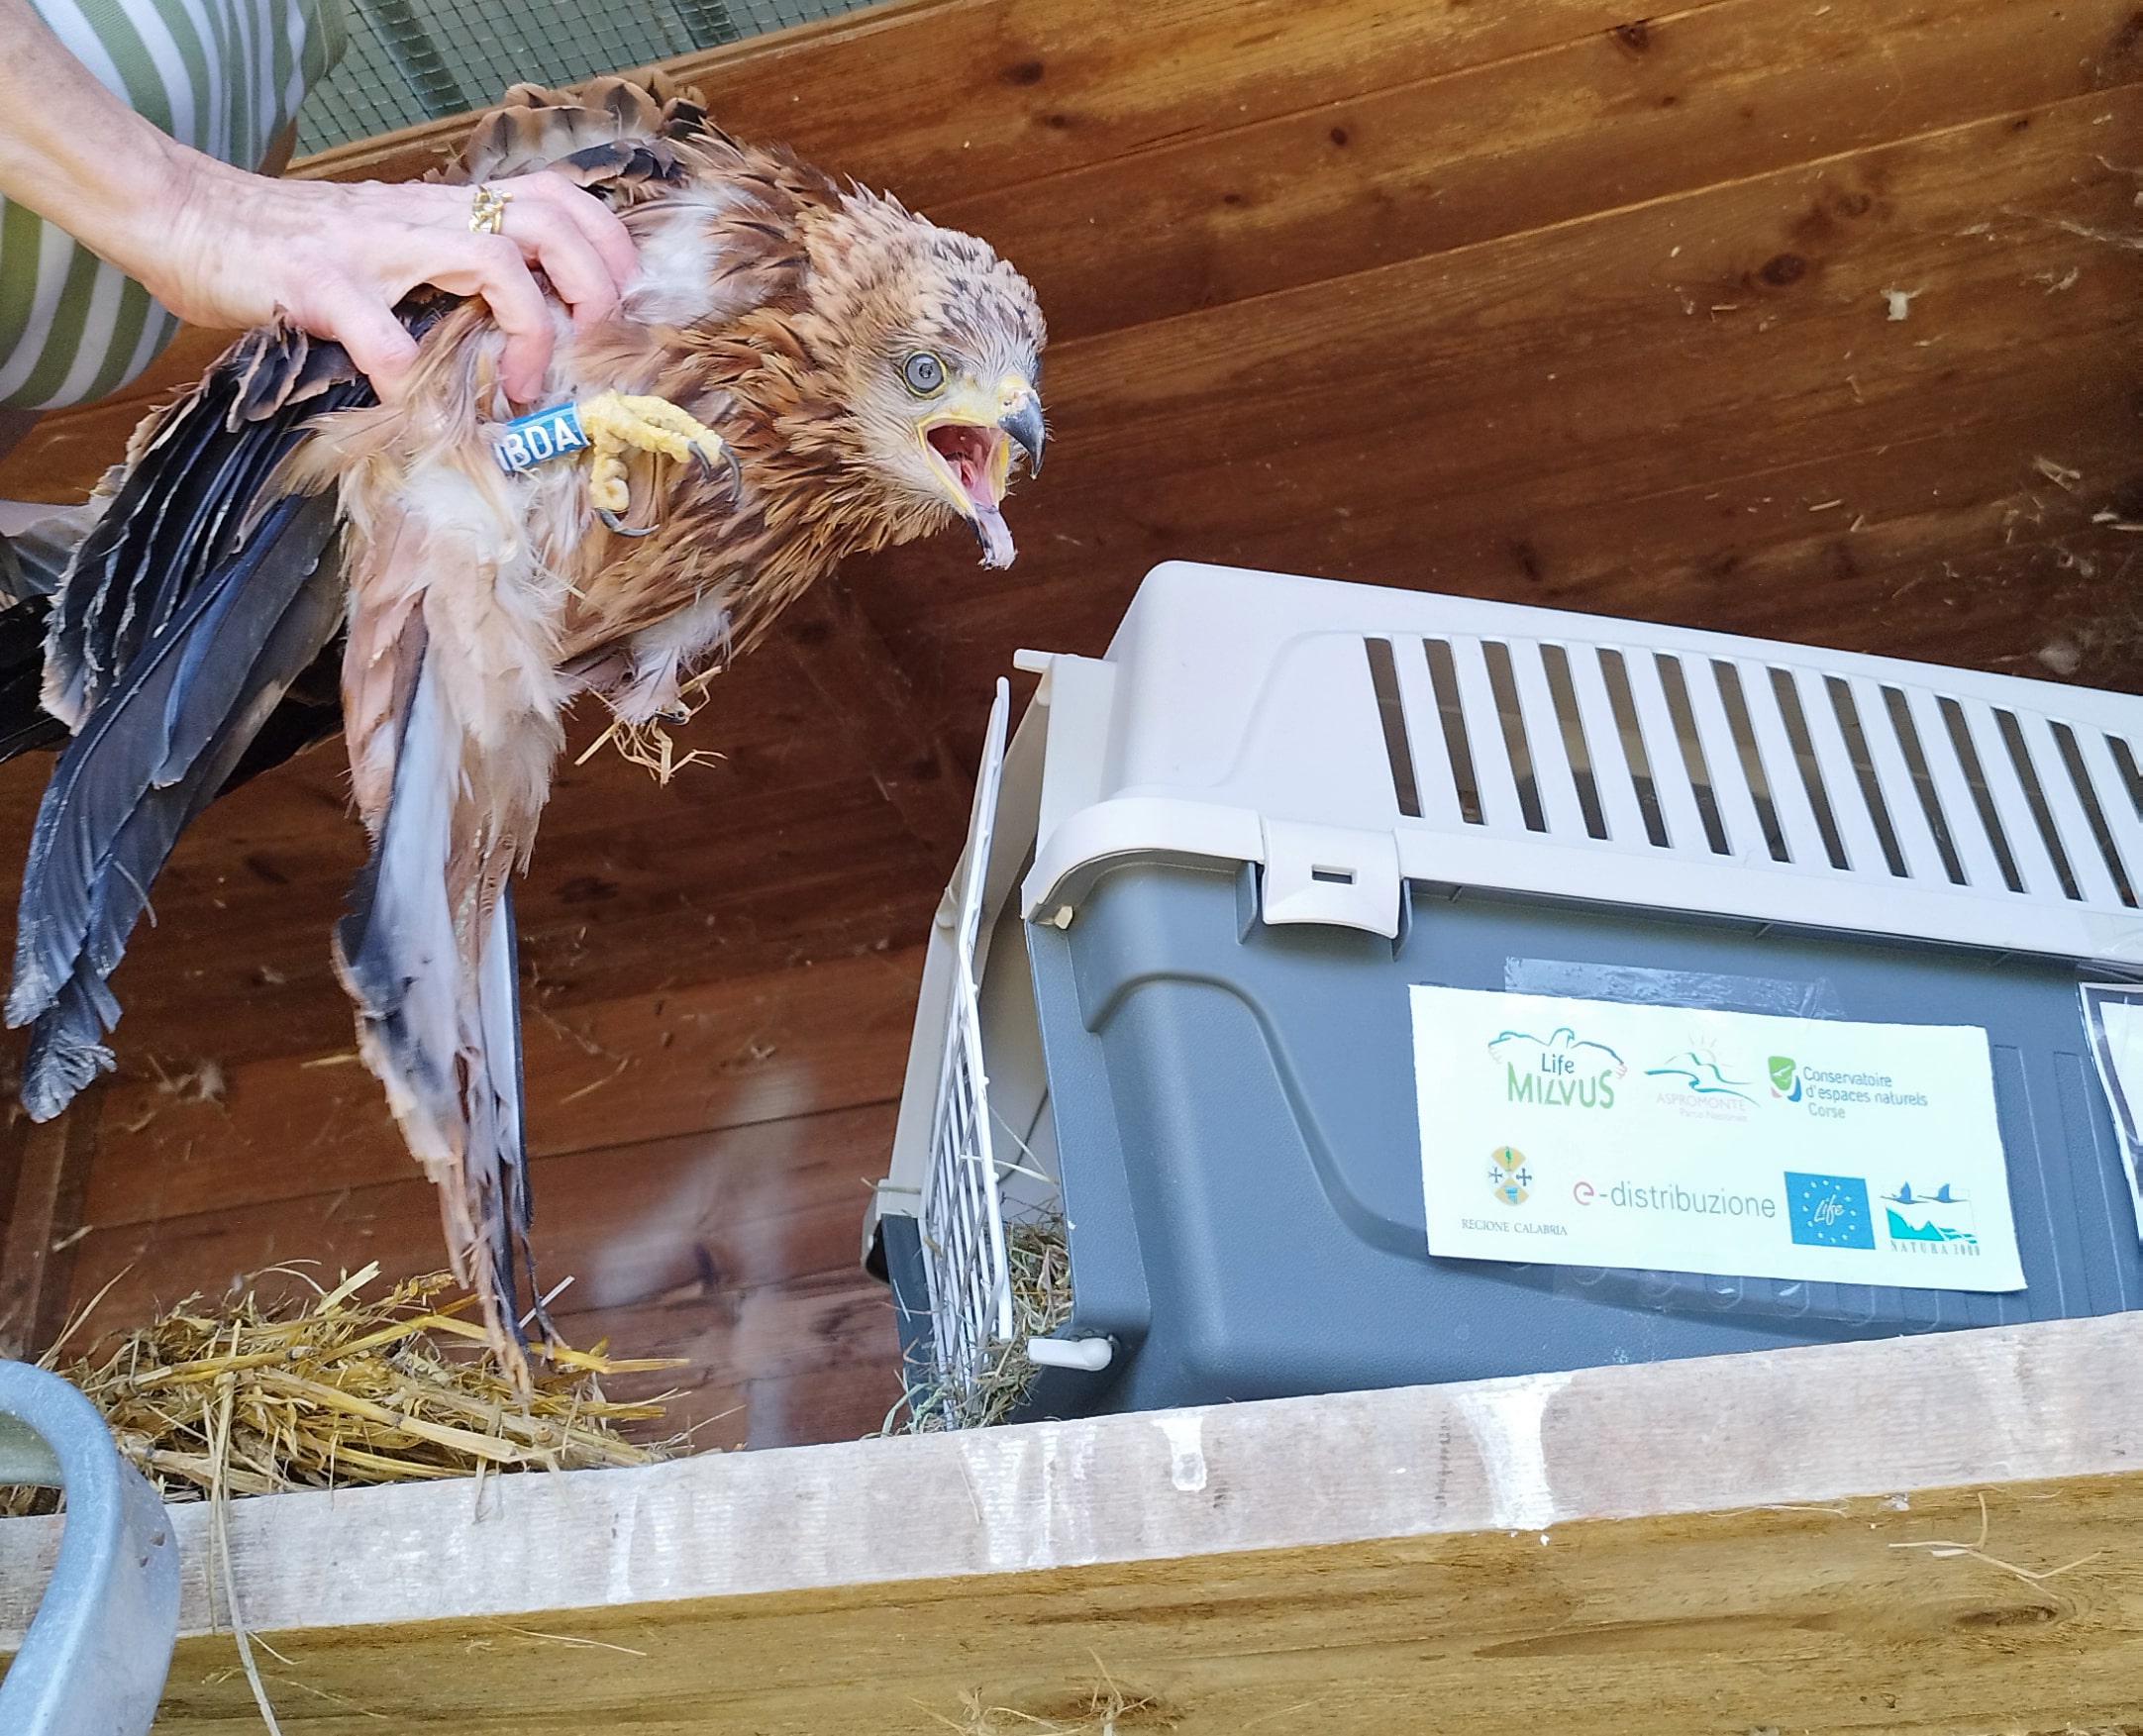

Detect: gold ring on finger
[469, 184, 512, 235]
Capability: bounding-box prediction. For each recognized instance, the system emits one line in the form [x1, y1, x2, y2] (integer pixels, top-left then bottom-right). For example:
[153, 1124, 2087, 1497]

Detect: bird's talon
[579, 391, 726, 465]
[576, 390, 734, 526]
[597, 506, 659, 538]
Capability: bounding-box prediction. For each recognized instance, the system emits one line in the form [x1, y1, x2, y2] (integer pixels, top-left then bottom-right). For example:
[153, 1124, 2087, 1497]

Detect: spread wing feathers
[6, 325, 375, 1121]
[0, 68, 1042, 1370]
[440, 73, 708, 206]
[44, 325, 368, 729]
[10, 491, 345, 1116]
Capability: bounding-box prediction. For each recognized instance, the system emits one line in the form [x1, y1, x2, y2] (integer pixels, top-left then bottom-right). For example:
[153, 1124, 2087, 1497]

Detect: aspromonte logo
[1487, 1026, 1626, 1110]
[1644, 1049, 1756, 1102]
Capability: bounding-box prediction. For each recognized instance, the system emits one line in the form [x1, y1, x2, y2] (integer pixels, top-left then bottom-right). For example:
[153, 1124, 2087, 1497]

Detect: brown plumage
[6, 74, 1046, 1375]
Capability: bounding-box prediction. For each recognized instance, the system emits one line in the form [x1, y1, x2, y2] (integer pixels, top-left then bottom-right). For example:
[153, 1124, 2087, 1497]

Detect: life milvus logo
[1487, 1026, 1626, 1109]
[1769, 1055, 1802, 1101]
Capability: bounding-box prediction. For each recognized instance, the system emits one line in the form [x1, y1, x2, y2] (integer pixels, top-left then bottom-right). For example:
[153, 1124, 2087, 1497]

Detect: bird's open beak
[919, 373, 1043, 569]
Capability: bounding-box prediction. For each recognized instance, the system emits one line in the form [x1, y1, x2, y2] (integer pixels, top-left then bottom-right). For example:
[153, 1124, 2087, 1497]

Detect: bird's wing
[5, 325, 391, 1119]
[443, 72, 710, 200]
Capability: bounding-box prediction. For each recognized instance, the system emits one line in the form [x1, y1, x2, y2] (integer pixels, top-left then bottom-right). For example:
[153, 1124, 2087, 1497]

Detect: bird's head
[802, 195, 1047, 568]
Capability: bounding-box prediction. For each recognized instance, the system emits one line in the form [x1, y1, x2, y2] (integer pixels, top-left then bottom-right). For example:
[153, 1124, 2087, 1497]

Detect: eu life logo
[1784, 1172, 1875, 1249]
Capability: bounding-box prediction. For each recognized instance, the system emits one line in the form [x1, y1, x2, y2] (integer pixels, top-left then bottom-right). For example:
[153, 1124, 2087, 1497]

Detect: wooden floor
[9, 1314, 2143, 1735]
[0, 0, 2140, 1450]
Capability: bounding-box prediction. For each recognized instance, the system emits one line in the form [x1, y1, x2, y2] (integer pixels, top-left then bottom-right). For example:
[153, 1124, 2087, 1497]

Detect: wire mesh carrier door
[917, 679, 1016, 1419]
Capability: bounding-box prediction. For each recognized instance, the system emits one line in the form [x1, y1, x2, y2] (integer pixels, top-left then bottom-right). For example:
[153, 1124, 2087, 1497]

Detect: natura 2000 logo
[1487, 1026, 1626, 1109]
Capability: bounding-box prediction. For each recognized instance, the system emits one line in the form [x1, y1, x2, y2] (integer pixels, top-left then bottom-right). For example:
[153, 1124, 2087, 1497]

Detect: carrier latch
[1260, 819, 1402, 938]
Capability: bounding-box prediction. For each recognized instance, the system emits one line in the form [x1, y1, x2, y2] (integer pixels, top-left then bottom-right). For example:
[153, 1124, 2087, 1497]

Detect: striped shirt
[0, 0, 347, 410]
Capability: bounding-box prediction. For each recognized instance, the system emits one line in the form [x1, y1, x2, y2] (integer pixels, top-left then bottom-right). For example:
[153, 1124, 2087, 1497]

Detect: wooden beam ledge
[3, 1312, 2141, 1731]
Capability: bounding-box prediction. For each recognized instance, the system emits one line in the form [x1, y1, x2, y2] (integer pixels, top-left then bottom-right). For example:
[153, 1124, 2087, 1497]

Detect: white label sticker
[1410, 985, 2024, 1292]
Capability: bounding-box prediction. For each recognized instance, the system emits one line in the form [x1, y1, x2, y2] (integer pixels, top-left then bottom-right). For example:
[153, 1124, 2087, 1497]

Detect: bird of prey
[0, 74, 1047, 1370]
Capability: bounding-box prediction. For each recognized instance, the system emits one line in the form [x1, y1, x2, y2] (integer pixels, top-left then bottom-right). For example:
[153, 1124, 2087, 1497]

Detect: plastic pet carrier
[865, 562, 2143, 1425]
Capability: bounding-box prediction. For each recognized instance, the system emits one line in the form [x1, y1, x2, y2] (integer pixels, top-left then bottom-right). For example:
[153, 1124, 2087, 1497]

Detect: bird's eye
[901, 352, 947, 396]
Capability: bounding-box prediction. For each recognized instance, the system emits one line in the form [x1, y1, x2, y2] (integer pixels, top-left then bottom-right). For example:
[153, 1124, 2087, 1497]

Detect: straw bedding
[889, 1212, 1072, 1433]
[0, 1261, 680, 1518]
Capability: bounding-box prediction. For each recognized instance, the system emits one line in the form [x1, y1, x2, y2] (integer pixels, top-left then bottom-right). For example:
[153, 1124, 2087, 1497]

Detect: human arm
[0, 0, 637, 402]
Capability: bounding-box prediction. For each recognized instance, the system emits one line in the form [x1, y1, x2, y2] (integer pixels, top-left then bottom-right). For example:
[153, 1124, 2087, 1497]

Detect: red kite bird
[1, 75, 1047, 1371]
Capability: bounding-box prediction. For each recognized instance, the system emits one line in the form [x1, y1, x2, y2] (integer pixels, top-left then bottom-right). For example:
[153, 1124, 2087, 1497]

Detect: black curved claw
[690, 440, 746, 497]
[598, 506, 659, 538]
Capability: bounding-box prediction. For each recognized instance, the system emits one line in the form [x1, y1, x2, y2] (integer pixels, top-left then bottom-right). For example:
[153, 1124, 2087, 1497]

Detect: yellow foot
[577, 390, 730, 514]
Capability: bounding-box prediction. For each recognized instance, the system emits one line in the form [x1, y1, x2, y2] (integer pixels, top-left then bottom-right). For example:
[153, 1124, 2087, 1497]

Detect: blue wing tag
[491, 403, 590, 474]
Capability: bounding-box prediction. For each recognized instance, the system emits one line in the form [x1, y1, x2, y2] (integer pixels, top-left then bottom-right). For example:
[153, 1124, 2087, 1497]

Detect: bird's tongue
[970, 501, 1015, 569]
[931, 423, 1017, 568]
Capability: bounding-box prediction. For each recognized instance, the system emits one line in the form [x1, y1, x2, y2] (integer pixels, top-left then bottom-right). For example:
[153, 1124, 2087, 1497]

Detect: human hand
[0, 0, 634, 406]
[146, 162, 638, 404]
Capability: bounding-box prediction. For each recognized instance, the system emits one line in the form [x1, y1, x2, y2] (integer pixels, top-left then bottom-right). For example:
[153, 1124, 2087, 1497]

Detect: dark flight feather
[10, 491, 344, 1115]
[5, 320, 391, 1118]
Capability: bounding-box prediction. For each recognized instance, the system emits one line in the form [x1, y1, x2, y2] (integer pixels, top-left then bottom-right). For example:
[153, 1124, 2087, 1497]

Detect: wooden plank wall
[0, 0, 2138, 1448]
[0, 596, 941, 1447]
[60, 943, 928, 1448]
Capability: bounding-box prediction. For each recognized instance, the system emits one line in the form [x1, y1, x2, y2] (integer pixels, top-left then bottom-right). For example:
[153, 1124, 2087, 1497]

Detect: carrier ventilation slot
[1941, 698, 2025, 893]
[1357, 632, 2136, 917]
[1599, 649, 1670, 847]
[1364, 638, 1422, 818]
[1996, 710, 2080, 901]
[1826, 677, 1907, 877]
[1713, 662, 1791, 864]
[2053, 722, 2136, 908]
[1542, 645, 1609, 840]
[1423, 639, 1485, 825]
[1886, 687, 1968, 885]
[2109, 735, 2143, 822]
[1482, 642, 1548, 833]
[1657, 654, 1732, 856]
[1771, 668, 1848, 870]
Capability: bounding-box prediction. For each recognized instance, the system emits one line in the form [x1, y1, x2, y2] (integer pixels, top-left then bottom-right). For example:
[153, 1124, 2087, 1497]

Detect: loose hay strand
[573, 715, 723, 784]
[1887, 1489, 2103, 1586]
[1, 1266, 685, 1517]
[210, 1372, 286, 1736]
[927, 1655, 1173, 1736]
[573, 657, 732, 785]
